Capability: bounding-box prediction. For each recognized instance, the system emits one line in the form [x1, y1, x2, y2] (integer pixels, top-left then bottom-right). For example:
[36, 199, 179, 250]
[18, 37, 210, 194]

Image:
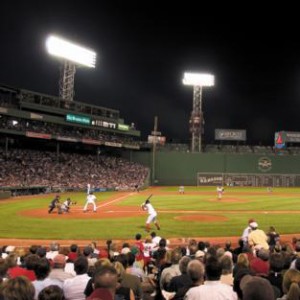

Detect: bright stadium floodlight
[183, 72, 214, 87]
[183, 72, 215, 152]
[46, 35, 96, 68]
[46, 35, 97, 101]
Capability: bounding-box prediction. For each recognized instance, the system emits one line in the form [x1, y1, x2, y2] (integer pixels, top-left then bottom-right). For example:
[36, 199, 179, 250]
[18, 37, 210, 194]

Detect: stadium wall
[0, 191, 11, 200]
[125, 151, 300, 186]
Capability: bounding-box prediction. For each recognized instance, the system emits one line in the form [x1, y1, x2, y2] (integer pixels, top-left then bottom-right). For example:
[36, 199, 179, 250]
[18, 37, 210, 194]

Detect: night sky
[1, 2, 300, 145]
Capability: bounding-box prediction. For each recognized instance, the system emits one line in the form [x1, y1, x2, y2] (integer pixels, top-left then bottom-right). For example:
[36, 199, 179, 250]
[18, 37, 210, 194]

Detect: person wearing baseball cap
[248, 222, 269, 250]
[241, 218, 256, 250]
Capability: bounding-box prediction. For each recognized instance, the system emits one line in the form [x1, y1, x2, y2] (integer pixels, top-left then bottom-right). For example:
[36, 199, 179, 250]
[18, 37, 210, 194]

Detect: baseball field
[0, 186, 300, 247]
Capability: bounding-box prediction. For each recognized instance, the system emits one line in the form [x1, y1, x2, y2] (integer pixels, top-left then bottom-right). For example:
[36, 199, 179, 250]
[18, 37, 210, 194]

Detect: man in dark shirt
[48, 195, 60, 214]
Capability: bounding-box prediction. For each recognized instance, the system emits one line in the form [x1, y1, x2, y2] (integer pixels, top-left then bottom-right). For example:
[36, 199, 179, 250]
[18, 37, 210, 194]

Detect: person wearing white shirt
[87, 183, 91, 195]
[63, 256, 90, 300]
[83, 191, 97, 212]
[217, 186, 224, 200]
[185, 256, 237, 300]
[141, 198, 160, 232]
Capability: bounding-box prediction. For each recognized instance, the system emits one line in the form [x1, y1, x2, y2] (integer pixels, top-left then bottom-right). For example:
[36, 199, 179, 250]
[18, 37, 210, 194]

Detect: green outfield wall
[125, 151, 300, 186]
[0, 191, 11, 200]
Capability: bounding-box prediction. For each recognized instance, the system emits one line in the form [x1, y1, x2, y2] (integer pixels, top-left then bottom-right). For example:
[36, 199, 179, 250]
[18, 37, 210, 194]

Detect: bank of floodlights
[182, 72, 214, 87]
[46, 35, 96, 101]
[183, 72, 215, 152]
[46, 35, 96, 68]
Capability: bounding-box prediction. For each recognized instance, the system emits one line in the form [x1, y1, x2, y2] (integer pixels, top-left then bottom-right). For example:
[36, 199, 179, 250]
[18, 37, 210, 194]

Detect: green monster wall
[125, 151, 300, 185]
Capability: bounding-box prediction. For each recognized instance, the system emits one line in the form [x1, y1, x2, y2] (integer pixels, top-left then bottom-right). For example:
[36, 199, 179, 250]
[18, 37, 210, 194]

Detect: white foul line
[96, 193, 133, 209]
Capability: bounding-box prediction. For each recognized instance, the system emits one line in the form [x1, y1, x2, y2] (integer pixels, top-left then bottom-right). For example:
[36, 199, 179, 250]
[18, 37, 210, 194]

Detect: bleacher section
[0, 84, 140, 150]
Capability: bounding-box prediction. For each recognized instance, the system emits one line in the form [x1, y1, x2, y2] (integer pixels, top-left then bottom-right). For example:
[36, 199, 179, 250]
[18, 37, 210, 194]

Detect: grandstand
[2, 82, 300, 194]
[0, 83, 149, 195]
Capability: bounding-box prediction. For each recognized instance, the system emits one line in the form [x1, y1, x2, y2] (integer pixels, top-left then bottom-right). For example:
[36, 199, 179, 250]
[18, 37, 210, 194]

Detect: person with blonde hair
[279, 269, 300, 300]
[233, 253, 250, 277]
[113, 261, 135, 300]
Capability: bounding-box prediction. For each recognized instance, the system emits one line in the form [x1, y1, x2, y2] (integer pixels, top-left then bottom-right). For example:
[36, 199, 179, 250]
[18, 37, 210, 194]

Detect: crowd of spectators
[0, 147, 149, 191]
[0, 225, 300, 300]
[0, 115, 140, 147]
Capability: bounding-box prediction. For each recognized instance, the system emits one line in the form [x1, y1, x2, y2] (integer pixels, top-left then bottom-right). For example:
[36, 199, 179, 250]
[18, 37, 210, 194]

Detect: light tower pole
[183, 72, 214, 152]
[151, 116, 158, 185]
[46, 35, 96, 101]
[59, 61, 76, 101]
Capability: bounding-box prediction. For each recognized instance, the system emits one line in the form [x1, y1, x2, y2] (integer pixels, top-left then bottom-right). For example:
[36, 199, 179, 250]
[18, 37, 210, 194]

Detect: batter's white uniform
[84, 194, 97, 212]
[145, 203, 157, 224]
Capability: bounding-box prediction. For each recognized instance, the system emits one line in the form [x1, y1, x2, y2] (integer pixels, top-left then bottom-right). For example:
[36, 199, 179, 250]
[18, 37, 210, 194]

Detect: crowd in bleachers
[0, 115, 139, 147]
[0, 223, 300, 300]
[0, 147, 149, 190]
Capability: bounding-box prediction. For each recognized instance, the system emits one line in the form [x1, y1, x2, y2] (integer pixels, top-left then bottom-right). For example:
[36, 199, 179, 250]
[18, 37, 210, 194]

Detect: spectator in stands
[250, 248, 270, 276]
[241, 218, 255, 250]
[267, 226, 280, 251]
[160, 247, 182, 291]
[47, 254, 73, 286]
[63, 256, 90, 300]
[7, 253, 39, 281]
[114, 255, 143, 300]
[240, 275, 275, 300]
[32, 257, 52, 299]
[220, 254, 234, 286]
[86, 265, 118, 300]
[0, 257, 8, 284]
[46, 242, 60, 261]
[248, 221, 269, 250]
[1, 276, 35, 300]
[169, 256, 192, 294]
[68, 244, 79, 262]
[266, 252, 284, 297]
[38, 285, 65, 300]
[182, 259, 206, 300]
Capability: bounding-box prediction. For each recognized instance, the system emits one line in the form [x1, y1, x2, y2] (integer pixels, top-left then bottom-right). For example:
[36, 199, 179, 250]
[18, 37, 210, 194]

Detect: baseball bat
[146, 194, 153, 201]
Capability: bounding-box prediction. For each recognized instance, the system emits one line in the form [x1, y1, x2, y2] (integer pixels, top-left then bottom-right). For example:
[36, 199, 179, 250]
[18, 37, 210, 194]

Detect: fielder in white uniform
[142, 197, 160, 232]
[83, 191, 97, 212]
[87, 183, 91, 195]
[179, 185, 185, 194]
[217, 186, 224, 200]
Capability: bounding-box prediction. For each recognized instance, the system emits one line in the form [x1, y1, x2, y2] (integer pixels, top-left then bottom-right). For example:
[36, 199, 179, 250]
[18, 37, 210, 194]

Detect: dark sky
[1, 2, 300, 145]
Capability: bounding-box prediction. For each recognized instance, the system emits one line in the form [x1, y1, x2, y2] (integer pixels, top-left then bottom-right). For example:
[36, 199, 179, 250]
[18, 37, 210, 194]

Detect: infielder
[141, 195, 160, 232]
[83, 191, 97, 212]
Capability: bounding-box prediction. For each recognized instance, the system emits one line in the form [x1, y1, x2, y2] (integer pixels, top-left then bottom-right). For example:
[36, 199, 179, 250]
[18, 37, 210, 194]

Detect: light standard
[183, 72, 214, 152]
[46, 35, 96, 101]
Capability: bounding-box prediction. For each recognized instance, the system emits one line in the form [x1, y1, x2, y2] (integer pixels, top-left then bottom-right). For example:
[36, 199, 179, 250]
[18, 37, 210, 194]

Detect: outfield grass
[0, 186, 300, 241]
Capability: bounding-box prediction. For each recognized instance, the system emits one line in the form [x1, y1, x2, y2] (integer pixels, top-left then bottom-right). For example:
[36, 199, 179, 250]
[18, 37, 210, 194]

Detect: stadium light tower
[46, 35, 96, 101]
[183, 72, 214, 152]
